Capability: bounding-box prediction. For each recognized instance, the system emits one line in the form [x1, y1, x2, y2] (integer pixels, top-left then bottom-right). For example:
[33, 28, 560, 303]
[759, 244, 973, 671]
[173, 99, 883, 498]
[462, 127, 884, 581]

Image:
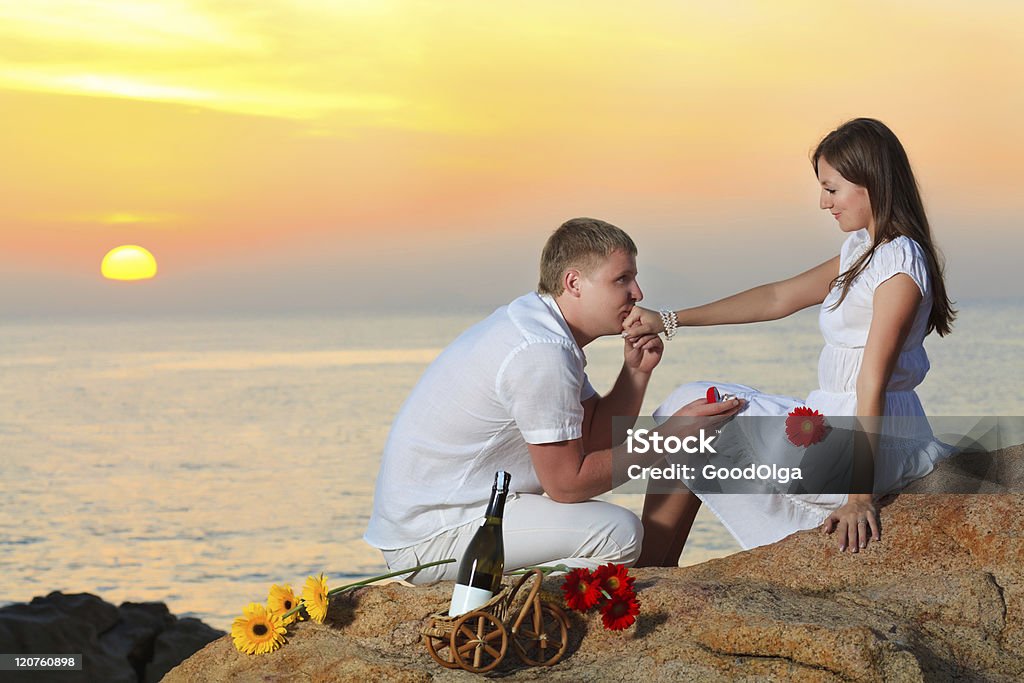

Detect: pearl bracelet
[659, 309, 678, 341]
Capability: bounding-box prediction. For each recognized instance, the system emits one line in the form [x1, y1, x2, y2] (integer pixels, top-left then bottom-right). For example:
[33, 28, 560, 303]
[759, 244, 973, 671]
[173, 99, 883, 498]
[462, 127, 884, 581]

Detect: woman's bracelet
[659, 309, 678, 341]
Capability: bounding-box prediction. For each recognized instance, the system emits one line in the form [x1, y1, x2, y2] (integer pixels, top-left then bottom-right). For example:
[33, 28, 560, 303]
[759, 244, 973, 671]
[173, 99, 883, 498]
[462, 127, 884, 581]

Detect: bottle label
[448, 583, 494, 617]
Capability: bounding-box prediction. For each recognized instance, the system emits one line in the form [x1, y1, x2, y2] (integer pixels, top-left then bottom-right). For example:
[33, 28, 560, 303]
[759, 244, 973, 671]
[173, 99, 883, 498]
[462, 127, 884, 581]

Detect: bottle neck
[482, 486, 508, 525]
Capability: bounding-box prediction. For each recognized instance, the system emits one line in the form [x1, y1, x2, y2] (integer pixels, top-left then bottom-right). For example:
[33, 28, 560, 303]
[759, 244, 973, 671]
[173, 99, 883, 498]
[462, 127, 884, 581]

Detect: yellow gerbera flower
[301, 573, 330, 623]
[231, 603, 287, 655]
[267, 584, 300, 625]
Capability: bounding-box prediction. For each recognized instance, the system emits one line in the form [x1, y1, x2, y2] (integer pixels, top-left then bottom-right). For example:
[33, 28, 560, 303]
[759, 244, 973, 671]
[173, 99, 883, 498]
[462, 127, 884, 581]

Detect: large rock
[166, 445, 1024, 682]
[147, 617, 224, 682]
[0, 594, 223, 682]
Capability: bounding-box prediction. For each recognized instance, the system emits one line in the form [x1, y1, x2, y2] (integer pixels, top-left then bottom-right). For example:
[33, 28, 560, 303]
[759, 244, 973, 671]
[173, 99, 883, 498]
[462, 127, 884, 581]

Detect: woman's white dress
[655, 229, 950, 549]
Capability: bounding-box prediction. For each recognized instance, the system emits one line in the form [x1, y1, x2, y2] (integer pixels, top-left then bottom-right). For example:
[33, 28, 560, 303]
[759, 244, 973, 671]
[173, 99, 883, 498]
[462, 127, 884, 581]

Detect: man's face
[578, 249, 643, 336]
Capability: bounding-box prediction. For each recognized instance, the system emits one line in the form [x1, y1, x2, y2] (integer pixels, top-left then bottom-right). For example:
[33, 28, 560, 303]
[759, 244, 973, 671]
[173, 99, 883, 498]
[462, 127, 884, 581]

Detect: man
[364, 217, 740, 582]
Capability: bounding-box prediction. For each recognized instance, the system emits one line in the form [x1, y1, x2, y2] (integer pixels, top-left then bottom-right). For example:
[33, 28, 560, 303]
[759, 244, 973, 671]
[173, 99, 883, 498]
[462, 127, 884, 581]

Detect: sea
[1, 301, 1021, 631]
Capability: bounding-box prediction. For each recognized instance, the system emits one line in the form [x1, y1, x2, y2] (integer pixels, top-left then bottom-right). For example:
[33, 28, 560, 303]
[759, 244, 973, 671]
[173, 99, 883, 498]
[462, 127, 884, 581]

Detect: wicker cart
[421, 569, 570, 673]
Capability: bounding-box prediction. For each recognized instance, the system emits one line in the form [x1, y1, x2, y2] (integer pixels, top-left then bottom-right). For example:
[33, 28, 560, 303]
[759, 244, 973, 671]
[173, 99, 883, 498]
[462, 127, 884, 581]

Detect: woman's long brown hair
[813, 118, 955, 336]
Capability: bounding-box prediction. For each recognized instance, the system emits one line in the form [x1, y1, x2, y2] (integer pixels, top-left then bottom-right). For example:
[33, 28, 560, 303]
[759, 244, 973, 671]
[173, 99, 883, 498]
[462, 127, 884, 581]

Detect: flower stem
[507, 564, 571, 576]
[280, 558, 457, 621]
[326, 559, 456, 596]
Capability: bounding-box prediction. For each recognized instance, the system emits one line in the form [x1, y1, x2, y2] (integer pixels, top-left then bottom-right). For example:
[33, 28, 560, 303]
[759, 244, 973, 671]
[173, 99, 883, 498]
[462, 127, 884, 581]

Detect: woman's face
[817, 157, 874, 236]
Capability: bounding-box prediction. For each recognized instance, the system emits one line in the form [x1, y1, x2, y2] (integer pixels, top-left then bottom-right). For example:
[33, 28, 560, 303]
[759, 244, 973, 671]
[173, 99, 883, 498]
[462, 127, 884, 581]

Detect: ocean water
[1, 301, 1021, 630]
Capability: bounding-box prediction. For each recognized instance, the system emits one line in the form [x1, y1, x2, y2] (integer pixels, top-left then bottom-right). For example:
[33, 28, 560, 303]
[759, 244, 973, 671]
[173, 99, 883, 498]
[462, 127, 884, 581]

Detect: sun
[101, 245, 158, 281]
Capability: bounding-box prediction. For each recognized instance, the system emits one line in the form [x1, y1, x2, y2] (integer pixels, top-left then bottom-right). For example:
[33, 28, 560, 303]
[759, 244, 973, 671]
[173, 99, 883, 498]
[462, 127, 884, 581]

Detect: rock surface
[0, 593, 223, 682]
[167, 445, 1023, 682]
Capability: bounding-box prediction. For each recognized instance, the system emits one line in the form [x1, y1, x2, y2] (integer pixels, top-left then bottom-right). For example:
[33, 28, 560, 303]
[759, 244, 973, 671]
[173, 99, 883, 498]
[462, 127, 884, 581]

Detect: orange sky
[0, 1, 1021, 313]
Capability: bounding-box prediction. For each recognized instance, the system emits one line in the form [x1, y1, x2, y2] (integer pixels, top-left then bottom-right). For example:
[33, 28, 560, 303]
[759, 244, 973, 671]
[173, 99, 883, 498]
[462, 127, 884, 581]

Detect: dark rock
[0, 601, 132, 683]
[30, 593, 120, 635]
[0, 593, 223, 682]
[145, 617, 225, 683]
[100, 603, 176, 680]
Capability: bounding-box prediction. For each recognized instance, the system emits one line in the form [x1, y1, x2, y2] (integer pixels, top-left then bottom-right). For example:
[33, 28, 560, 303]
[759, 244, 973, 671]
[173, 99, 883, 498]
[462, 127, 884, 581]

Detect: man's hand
[672, 396, 744, 420]
[655, 396, 745, 445]
[623, 333, 664, 374]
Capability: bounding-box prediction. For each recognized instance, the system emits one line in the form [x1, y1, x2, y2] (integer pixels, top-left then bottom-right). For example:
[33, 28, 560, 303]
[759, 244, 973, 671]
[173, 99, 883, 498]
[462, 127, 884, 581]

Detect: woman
[624, 118, 955, 565]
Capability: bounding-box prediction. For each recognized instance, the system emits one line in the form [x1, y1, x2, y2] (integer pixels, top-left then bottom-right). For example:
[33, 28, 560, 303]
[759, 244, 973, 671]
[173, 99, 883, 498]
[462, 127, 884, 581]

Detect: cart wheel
[424, 632, 460, 669]
[450, 611, 508, 673]
[512, 601, 569, 667]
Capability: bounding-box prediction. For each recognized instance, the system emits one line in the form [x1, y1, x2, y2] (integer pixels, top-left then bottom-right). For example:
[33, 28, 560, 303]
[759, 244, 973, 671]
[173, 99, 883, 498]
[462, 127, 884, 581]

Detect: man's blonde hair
[538, 218, 637, 296]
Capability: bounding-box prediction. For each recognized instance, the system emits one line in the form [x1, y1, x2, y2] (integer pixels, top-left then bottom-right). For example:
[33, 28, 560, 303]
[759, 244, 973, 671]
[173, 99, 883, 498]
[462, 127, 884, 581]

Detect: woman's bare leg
[635, 490, 702, 567]
[660, 495, 699, 567]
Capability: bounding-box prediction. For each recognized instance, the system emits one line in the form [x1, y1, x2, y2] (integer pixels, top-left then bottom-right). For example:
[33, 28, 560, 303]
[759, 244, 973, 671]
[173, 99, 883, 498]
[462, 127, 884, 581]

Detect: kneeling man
[364, 217, 733, 582]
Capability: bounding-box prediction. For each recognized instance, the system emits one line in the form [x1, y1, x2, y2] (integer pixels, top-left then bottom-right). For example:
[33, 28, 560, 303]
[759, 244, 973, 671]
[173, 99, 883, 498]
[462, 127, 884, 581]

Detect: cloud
[0, 1, 410, 120]
[22, 211, 183, 229]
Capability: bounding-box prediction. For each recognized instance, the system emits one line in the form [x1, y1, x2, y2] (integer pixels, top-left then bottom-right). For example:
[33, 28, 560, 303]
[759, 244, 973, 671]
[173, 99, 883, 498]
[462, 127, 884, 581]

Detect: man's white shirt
[363, 293, 596, 550]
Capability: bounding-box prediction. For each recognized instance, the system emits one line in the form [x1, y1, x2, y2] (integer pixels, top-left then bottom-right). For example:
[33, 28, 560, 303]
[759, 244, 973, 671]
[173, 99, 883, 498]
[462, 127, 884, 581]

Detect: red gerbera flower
[561, 567, 601, 611]
[591, 563, 635, 600]
[600, 593, 640, 631]
[785, 406, 829, 447]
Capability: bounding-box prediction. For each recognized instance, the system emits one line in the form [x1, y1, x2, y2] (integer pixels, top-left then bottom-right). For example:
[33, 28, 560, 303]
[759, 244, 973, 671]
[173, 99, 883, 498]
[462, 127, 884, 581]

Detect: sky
[0, 0, 1021, 316]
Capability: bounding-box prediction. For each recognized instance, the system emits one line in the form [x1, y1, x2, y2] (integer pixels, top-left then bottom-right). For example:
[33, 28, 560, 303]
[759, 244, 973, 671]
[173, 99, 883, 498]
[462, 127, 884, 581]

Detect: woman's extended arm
[823, 273, 922, 552]
[623, 256, 839, 336]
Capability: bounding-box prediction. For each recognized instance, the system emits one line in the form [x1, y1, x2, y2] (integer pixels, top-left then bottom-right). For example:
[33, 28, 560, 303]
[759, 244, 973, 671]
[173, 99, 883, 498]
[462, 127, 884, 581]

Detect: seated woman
[624, 118, 956, 564]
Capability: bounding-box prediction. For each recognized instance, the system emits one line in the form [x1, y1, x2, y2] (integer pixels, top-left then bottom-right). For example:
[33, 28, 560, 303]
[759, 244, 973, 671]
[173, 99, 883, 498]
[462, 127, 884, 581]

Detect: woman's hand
[623, 333, 664, 375]
[824, 495, 879, 553]
[622, 306, 664, 340]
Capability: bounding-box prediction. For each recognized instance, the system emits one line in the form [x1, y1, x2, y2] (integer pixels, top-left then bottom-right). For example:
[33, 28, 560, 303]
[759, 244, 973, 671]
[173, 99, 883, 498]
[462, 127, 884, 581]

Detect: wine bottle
[448, 471, 511, 617]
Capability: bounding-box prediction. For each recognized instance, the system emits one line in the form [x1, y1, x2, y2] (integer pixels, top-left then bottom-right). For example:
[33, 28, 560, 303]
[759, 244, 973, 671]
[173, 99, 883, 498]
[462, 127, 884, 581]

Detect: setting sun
[101, 245, 158, 281]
